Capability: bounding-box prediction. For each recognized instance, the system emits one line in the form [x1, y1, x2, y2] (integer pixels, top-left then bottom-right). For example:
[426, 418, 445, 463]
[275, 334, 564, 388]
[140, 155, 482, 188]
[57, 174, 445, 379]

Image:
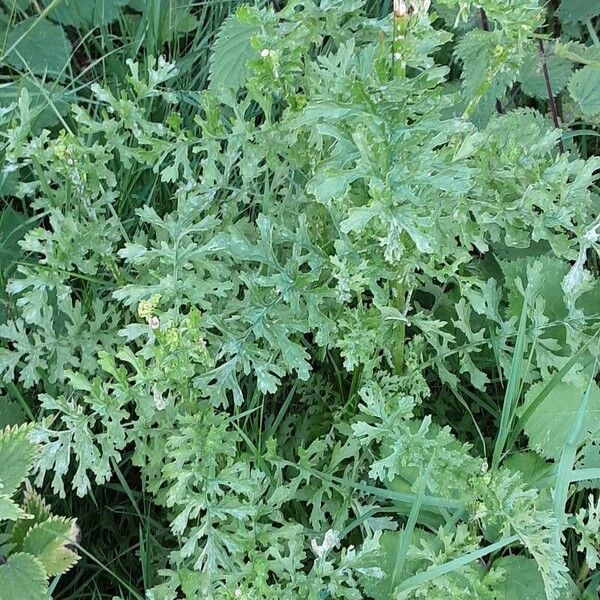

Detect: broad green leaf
[0, 553, 46, 600]
[577, 441, 600, 488]
[521, 381, 600, 460]
[22, 518, 79, 577]
[361, 529, 439, 599]
[4, 18, 71, 78]
[390, 457, 434, 588]
[519, 52, 573, 99]
[396, 535, 520, 594]
[47, 0, 129, 27]
[492, 556, 546, 599]
[208, 14, 258, 91]
[0, 397, 27, 429]
[568, 66, 600, 116]
[558, 0, 600, 23]
[0, 425, 37, 495]
[126, 0, 197, 42]
[504, 451, 553, 490]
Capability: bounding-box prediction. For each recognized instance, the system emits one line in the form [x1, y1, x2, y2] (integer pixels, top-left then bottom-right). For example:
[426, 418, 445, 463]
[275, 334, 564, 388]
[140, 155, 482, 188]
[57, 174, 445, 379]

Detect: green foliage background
[1, 0, 600, 598]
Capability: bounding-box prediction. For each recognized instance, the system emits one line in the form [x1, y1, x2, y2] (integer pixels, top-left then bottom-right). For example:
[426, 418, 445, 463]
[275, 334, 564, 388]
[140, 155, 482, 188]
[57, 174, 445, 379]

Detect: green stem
[392, 282, 406, 374]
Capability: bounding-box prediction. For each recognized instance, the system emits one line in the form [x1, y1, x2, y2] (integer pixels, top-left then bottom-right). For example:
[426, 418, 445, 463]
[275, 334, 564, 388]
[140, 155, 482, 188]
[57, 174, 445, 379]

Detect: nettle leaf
[0, 494, 27, 521]
[521, 381, 600, 460]
[568, 65, 600, 116]
[208, 13, 259, 91]
[519, 50, 573, 100]
[0, 424, 38, 496]
[22, 517, 79, 577]
[10, 490, 53, 549]
[558, 0, 600, 23]
[555, 41, 600, 68]
[0, 553, 46, 600]
[4, 18, 71, 78]
[455, 28, 521, 123]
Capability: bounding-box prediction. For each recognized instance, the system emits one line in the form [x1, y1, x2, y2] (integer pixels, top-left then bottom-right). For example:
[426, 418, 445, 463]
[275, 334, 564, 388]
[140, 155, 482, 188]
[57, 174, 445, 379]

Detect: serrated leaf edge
[22, 515, 80, 577]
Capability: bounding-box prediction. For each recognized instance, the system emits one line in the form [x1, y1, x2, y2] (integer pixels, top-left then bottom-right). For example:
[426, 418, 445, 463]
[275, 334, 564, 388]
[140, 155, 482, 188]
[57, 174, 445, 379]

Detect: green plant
[0, 425, 79, 600]
[1, 0, 600, 598]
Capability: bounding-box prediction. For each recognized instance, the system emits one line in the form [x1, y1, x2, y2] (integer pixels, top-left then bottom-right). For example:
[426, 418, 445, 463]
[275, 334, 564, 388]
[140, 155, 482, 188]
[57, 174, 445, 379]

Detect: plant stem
[538, 38, 564, 153]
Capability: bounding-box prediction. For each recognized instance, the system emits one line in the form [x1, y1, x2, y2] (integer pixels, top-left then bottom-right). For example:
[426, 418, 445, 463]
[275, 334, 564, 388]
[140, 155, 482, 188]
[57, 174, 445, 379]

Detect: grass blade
[492, 296, 528, 469]
[553, 382, 593, 545]
[396, 535, 519, 594]
[512, 333, 597, 443]
[391, 455, 434, 588]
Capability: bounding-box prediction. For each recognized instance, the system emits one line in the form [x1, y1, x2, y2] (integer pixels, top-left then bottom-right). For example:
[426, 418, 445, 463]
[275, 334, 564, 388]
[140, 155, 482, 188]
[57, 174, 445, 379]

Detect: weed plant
[1, 0, 600, 598]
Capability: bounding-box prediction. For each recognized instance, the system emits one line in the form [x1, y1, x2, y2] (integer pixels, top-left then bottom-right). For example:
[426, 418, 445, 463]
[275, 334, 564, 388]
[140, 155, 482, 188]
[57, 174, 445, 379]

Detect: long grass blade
[553, 383, 593, 545]
[391, 455, 434, 589]
[273, 459, 465, 513]
[492, 296, 528, 469]
[396, 535, 519, 594]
